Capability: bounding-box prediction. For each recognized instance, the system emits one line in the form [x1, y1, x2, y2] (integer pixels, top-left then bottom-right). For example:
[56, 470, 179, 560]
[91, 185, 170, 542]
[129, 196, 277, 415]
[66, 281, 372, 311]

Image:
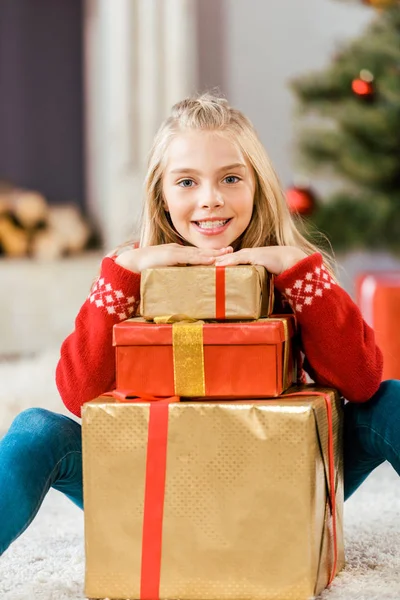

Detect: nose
[198, 185, 224, 209]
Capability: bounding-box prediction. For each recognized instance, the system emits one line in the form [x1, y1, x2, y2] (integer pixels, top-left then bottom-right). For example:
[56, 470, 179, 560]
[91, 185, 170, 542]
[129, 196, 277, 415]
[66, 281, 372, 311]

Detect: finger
[199, 247, 232, 256]
[177, 248, 235, 265]
[214, 249, 252, 266]
[170, 243, 230, 255]
[182, 256, 217, 265]
[218, 246, 234, 255]
[181, 247, 232, 258]
[186, 248, 235, 265]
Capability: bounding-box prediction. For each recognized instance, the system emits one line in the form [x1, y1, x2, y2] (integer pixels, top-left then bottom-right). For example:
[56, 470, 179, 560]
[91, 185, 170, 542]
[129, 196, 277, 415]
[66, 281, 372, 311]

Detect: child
[1, 93, 399, 556]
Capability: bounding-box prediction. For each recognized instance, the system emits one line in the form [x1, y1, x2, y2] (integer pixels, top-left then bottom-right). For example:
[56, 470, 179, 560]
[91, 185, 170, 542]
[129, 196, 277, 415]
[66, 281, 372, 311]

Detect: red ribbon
[101, 390, 178, 599]
[215, 266, 226, 319]
[140, 400, 170, 600]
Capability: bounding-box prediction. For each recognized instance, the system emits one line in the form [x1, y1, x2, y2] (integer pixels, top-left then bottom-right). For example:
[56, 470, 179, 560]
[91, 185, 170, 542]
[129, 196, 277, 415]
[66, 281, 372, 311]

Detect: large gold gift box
[82, 387, 344, 600]
[140, 265, 273, 320]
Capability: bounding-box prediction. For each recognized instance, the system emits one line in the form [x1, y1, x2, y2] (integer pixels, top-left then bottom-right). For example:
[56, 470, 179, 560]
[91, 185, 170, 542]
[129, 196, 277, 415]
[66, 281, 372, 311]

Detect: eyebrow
[169, 163, 247, 175]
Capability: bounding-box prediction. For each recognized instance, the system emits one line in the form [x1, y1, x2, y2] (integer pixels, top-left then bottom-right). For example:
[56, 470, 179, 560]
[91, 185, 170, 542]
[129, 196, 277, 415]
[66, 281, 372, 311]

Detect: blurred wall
[197, 0, 371, 186]
[84, 0, 197, 249]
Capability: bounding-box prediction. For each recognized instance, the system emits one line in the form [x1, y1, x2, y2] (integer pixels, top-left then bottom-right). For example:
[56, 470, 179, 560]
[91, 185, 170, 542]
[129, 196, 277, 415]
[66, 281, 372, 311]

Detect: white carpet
[0, 349, 76, 430]
[0, 352, 400, 600]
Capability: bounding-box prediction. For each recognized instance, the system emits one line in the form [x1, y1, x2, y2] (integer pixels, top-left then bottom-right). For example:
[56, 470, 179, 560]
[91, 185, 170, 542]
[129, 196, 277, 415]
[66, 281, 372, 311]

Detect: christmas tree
[290, 1, 400, 254]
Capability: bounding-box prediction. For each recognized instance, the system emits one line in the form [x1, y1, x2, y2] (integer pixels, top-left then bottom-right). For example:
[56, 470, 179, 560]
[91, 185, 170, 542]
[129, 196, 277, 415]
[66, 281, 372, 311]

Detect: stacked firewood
[0, 182, 93, 259]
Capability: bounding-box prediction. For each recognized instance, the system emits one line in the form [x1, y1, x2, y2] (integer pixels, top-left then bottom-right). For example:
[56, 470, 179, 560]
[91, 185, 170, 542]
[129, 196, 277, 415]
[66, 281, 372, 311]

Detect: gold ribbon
[154, 315, 206, 396]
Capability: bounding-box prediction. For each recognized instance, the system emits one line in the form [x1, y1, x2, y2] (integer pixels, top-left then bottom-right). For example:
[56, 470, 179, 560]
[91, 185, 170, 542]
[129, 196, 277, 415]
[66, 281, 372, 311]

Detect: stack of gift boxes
[82, 265, 345, 600]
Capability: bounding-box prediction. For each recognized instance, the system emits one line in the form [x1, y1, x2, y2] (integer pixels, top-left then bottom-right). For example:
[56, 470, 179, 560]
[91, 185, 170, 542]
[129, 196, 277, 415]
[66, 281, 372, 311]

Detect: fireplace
[0, 0, 85, 210]
[0, 0, 93, 258]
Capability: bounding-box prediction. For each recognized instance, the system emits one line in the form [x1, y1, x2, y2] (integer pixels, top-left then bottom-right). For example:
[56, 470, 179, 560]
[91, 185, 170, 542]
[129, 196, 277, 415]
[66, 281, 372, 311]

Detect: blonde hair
[123, 92, 336, 275]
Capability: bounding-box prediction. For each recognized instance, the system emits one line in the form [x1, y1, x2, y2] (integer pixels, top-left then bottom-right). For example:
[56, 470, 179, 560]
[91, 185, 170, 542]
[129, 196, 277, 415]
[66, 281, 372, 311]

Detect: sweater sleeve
[274, 252, 383, 403]
[55, 257, 141, 417]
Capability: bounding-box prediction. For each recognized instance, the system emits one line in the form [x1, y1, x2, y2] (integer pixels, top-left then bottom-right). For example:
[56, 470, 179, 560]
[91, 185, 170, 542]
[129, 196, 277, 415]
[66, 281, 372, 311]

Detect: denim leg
[0, 408, 83, 556]
[344, 379, 400, 500]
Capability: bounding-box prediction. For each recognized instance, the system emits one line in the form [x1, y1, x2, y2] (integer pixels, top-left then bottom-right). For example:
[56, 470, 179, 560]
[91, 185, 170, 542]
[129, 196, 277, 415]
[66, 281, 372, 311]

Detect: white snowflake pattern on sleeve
[284, 264, 336, 312]
[89, 276, 137, 321]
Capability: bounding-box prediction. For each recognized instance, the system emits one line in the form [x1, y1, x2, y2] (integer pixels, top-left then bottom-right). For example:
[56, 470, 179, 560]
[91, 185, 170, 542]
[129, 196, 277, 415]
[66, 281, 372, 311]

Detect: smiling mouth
[193, 218, 232, 229]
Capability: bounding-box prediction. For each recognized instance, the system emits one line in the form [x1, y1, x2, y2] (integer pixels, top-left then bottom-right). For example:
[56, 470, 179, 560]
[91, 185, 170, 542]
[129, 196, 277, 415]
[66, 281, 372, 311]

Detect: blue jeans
[0, 380, 399, 556]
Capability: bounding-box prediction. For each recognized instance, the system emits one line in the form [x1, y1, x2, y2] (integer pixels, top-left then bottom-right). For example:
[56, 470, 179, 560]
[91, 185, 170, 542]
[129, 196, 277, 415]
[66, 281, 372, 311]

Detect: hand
[115, 243, 234, 273]
[214, 246, 307, 275]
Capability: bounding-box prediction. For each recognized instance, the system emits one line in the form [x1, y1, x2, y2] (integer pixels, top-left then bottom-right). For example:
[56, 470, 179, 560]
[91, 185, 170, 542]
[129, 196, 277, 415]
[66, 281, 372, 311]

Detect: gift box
[140, 265, 274, 320]
[356, 271, 400, 380]
[82, 387, 344, 600]
[113, 315, 296, 398]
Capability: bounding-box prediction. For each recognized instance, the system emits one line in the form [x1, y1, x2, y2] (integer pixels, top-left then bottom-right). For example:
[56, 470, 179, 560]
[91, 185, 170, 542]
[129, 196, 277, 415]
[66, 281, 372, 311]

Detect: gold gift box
[82, 387, 344, 600]
[140, 265, 273, 320]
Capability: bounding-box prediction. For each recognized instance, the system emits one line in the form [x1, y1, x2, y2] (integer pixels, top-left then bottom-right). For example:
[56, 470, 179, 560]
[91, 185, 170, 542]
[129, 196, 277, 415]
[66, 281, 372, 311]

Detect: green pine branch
[291, 6, 400, 253]
[303, 191, 400, 253]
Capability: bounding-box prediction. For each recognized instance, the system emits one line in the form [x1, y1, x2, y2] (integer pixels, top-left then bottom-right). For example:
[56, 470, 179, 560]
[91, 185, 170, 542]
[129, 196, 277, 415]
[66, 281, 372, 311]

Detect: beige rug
[0, 351, 399, 599]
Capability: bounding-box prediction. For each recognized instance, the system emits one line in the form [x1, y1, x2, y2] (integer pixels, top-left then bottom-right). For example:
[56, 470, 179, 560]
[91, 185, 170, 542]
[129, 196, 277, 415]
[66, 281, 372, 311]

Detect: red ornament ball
[286, 186, 316, 216]
[351, 78, 374, 98]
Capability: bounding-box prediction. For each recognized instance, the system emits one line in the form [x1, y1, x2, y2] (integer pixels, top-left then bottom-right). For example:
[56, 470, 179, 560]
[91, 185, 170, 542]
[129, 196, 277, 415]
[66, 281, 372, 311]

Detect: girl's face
[162, 130, 255, 249]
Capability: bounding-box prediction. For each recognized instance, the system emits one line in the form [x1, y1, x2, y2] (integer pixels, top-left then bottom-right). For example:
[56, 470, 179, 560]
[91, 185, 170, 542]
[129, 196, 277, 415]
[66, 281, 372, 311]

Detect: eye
[178, 179, 195, 188]
[223, 175, 240, 184]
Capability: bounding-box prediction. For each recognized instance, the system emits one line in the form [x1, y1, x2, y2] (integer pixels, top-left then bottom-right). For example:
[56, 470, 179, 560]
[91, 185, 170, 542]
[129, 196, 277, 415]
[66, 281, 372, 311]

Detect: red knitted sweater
[56, 252, 383, 417]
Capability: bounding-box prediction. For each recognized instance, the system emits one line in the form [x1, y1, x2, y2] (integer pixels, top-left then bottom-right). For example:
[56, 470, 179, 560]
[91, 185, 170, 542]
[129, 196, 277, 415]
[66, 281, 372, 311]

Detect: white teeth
[196, 219, 229, 229]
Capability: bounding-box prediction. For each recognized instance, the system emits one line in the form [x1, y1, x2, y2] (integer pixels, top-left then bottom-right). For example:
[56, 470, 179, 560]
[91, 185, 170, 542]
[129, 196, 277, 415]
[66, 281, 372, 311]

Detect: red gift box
[357, 271, 400, 380]
[113, 316, 297, 398]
